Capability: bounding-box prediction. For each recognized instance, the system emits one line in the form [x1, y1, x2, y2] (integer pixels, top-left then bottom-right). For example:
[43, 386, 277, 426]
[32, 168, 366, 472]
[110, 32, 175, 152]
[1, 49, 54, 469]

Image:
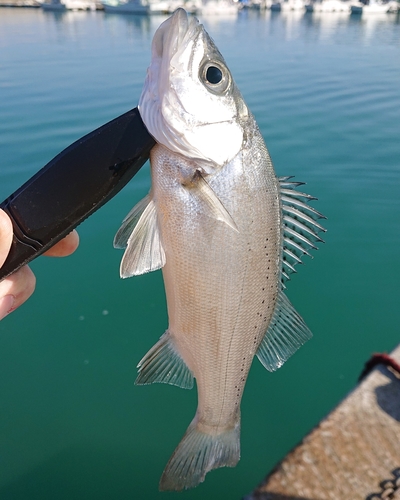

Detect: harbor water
[0, 7, 399, 499]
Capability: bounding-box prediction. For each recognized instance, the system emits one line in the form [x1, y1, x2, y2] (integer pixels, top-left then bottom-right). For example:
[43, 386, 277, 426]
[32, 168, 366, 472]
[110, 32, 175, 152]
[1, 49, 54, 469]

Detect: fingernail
[0, 295, 15, 320]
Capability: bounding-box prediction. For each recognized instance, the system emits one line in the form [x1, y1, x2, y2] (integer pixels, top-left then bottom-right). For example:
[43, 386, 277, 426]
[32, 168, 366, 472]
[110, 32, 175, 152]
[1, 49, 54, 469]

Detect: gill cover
[138, 8, 248, 169]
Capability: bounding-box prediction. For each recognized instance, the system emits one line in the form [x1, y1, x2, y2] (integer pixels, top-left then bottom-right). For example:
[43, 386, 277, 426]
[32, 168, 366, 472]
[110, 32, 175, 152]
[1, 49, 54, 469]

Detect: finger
[44, 230, 79, 257]
[0, 209, 13, 268]
[0, 265, 36, 320]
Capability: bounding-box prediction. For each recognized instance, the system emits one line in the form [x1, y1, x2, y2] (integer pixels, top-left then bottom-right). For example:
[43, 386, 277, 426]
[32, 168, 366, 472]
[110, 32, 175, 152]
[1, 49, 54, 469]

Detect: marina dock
[0, 0, 399, 15]
[0, 0, 40, 6]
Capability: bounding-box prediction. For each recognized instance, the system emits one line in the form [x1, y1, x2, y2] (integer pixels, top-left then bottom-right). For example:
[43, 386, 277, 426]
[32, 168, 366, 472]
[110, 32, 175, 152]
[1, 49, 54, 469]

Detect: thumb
[0, 210, 13, 269]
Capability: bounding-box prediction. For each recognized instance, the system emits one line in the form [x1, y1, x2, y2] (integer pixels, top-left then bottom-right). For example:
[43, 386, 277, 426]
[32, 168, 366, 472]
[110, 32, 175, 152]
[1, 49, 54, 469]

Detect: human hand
[0, 209, 79, 320]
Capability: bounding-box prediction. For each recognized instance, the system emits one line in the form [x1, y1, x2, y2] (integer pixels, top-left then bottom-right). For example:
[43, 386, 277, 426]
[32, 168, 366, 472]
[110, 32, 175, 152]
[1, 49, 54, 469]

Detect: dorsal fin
[279, 177, 326, 287]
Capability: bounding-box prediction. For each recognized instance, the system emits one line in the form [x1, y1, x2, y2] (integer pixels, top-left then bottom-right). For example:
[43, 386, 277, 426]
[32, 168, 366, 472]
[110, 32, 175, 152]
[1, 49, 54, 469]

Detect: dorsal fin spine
[279, 177, 326, 285]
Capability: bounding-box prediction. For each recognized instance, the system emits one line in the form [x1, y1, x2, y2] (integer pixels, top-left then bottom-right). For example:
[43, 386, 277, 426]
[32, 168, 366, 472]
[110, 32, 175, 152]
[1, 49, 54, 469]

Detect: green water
[0, 8, 399, 499]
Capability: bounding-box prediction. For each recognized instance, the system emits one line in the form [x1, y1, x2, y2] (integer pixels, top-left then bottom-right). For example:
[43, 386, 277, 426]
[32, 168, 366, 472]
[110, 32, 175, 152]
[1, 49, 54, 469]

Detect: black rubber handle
[0, 107, 155, 281]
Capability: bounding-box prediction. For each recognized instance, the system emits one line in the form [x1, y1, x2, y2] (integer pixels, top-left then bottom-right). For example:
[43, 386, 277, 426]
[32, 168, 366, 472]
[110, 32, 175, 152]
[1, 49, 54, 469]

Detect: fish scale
[150, 121, 280, 468]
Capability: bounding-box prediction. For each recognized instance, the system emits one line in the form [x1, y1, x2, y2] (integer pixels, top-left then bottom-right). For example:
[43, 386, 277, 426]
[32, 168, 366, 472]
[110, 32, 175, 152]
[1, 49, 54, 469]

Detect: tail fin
[159, 418, 240, 491]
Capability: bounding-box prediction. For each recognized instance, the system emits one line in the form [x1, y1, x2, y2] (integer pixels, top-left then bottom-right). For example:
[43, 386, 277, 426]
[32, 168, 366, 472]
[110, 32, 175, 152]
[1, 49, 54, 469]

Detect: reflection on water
[102, 11, 168, 36]
[1, 7, 399, 46]
[202, 7, 400, 46]
[308, 11, 353, 40]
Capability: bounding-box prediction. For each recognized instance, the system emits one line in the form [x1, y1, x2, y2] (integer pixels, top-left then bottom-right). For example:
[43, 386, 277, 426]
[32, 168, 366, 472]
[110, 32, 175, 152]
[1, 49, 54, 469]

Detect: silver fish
[114, 8, 325, 491]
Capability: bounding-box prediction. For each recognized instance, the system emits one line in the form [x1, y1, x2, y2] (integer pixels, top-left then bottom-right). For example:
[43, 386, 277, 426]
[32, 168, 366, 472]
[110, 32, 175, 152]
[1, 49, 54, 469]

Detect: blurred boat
[240, 0, 272, 9]
[42, 0, 66, 9]
[270, 0, 305, 11]
[42, 0, 97, 9]
[102, 0, 162, 12]
[350, 0, 398, 13]
[102, 0, 200, 13]
[198, 0, 239, 14]
[305, 0, 350, 11]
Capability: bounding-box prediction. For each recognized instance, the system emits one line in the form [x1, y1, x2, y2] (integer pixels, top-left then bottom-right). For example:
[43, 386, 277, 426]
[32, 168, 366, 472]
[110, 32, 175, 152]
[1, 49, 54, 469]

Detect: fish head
[138, 8, 249, 173]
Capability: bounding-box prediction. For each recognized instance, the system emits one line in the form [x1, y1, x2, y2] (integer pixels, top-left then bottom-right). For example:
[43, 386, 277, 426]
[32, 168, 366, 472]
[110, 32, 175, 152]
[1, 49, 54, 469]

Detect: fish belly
[151, 125, 281, 433]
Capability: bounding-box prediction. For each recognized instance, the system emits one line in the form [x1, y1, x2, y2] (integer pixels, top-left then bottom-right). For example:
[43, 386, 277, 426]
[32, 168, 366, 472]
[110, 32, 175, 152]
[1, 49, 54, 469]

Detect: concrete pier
[247, 345, 400, 500]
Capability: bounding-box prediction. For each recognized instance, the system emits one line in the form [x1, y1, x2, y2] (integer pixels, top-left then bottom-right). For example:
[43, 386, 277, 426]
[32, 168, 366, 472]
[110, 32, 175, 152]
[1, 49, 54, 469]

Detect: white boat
[42, 0, 96, 9]
[198, 0, 239, 14]
[270, 0, 305, 11]
[102, 0, 153, 13]
[305, 0, 350, 12]
[102, 0, 199, 13]
[42, 0, 66, 10]
[185, 0, 202, 11]
[350, 0, 398, 13]
[240, 0, 273, 7]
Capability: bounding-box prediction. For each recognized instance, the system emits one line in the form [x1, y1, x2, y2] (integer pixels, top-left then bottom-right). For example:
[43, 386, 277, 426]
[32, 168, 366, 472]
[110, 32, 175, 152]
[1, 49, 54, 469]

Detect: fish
[114, 8, 326, 491]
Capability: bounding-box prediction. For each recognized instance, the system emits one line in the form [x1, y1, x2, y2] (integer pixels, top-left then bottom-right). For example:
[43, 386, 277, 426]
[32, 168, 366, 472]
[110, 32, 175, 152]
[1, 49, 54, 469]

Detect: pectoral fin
[256, 291, 312, 372]
[114, 194, 151, 249]
[114, 195, 166, 278]
[190, 172, 238, 232]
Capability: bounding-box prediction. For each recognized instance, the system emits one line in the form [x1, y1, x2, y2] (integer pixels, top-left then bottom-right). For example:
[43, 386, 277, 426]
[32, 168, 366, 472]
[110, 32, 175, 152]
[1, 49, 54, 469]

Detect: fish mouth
[152, 8, 201, 62]
[138, 8, 207, 160]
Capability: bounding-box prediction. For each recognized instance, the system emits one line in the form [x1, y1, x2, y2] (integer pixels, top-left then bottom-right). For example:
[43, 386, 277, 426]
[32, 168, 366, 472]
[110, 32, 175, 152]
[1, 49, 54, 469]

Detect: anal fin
[136, 331, 194, 389]
[257, 291, 312, 372]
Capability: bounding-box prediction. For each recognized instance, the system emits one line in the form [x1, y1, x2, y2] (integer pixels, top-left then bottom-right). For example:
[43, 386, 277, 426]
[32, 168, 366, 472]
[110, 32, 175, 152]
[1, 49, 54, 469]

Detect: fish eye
[200, 61, 230, 95]
[206, 66, 223, 85]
